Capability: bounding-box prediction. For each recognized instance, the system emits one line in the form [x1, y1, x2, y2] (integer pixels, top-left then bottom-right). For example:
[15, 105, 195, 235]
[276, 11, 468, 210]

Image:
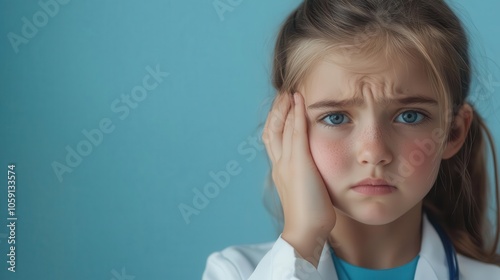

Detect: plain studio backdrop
[0, 0, 499, 279]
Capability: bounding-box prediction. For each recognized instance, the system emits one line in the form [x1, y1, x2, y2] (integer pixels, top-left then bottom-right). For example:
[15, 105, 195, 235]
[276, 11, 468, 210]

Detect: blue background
[0, 0, 499, 279]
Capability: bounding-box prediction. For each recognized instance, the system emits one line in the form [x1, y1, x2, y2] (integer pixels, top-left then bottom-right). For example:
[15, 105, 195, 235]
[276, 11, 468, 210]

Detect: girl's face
[301, 53, 447, 225]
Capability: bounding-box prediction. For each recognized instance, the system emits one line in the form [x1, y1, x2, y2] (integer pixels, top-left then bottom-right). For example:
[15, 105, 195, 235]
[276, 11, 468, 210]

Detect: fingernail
[293, 93, 298, 105]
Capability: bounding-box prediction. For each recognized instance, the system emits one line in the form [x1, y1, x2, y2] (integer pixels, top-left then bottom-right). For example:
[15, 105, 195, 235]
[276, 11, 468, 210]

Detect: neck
[328, 204, 423, 269]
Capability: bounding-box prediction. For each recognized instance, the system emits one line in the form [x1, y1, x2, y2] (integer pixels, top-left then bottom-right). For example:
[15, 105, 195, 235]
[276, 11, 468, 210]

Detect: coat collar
[414, 213, 449, 280]
[315, 213, 448, 280]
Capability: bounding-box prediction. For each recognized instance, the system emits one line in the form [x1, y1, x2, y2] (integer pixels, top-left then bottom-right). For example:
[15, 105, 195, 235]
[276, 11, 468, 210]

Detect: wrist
[281, 228, 330, 268]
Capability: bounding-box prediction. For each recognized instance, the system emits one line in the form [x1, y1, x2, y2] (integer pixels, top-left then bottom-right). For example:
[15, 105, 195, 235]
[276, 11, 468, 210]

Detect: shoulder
[202, 240, 275, 280]
[457, 254, 500, 279]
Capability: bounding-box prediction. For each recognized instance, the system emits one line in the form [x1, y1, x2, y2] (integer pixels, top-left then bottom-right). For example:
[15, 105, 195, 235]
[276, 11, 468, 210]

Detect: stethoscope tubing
[426, 213, 460, 280]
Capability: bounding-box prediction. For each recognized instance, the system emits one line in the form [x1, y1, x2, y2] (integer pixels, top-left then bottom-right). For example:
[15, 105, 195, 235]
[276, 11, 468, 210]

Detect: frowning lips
[350, 178, 397, 195]
[352, 178, 395, 188]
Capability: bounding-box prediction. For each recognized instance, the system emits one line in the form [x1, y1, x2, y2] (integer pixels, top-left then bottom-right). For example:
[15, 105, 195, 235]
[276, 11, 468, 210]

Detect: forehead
[301, 52, 434, 102]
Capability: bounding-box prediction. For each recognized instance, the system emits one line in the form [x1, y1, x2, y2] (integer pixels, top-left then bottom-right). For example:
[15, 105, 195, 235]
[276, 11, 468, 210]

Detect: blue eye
[322, 113, 350, 126]
[396, 110, 426, 124]
[319, 110, 429, 128]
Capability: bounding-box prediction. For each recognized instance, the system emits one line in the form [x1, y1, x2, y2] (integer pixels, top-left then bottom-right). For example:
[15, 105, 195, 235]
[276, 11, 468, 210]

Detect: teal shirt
[331, 249, 420, 280]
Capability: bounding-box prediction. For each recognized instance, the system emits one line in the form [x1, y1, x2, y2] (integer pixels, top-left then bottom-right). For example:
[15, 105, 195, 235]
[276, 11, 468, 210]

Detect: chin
[336, 203, 406, 226]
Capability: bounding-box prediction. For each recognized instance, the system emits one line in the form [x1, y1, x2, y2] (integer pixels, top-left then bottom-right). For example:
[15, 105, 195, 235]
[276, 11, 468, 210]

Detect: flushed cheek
[308, 132, 352, 187]
[397, 139, 441, 190]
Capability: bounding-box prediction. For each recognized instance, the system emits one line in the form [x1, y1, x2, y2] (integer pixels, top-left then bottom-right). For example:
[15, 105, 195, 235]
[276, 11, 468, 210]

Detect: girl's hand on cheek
[262, 92, 336, 267]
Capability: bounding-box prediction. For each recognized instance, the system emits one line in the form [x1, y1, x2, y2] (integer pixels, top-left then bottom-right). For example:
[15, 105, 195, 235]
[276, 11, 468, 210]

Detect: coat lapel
[414, 214, 449, 280]
[317, 241, 338, 280]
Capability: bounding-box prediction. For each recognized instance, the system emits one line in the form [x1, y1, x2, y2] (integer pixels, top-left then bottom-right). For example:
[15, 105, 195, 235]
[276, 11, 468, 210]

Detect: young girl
[203, 0, 500, 279]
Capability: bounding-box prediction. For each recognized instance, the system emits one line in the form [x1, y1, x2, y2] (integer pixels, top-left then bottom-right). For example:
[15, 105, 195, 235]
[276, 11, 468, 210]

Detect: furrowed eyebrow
[307, 97, 364, 110]
[395, 96, 438, 106]
[307, 95, 438, 110]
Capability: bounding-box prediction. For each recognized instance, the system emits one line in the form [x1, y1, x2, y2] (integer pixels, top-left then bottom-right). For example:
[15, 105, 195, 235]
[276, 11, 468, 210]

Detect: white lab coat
[202, 214, 500, 279]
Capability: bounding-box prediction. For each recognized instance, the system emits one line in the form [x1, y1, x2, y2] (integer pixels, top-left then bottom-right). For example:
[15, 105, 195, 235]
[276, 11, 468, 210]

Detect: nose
[356, 124, 393, 166]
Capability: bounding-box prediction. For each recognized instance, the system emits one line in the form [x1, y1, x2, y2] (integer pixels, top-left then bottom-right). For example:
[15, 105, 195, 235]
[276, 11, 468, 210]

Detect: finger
[263, 93, 287, 163]
[268, 92, 291, 162]
[282, 94, 295, 162]
[262, 97, 274, 146]
[262, 109, 275, 163]
[292, 92, 309, 151]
